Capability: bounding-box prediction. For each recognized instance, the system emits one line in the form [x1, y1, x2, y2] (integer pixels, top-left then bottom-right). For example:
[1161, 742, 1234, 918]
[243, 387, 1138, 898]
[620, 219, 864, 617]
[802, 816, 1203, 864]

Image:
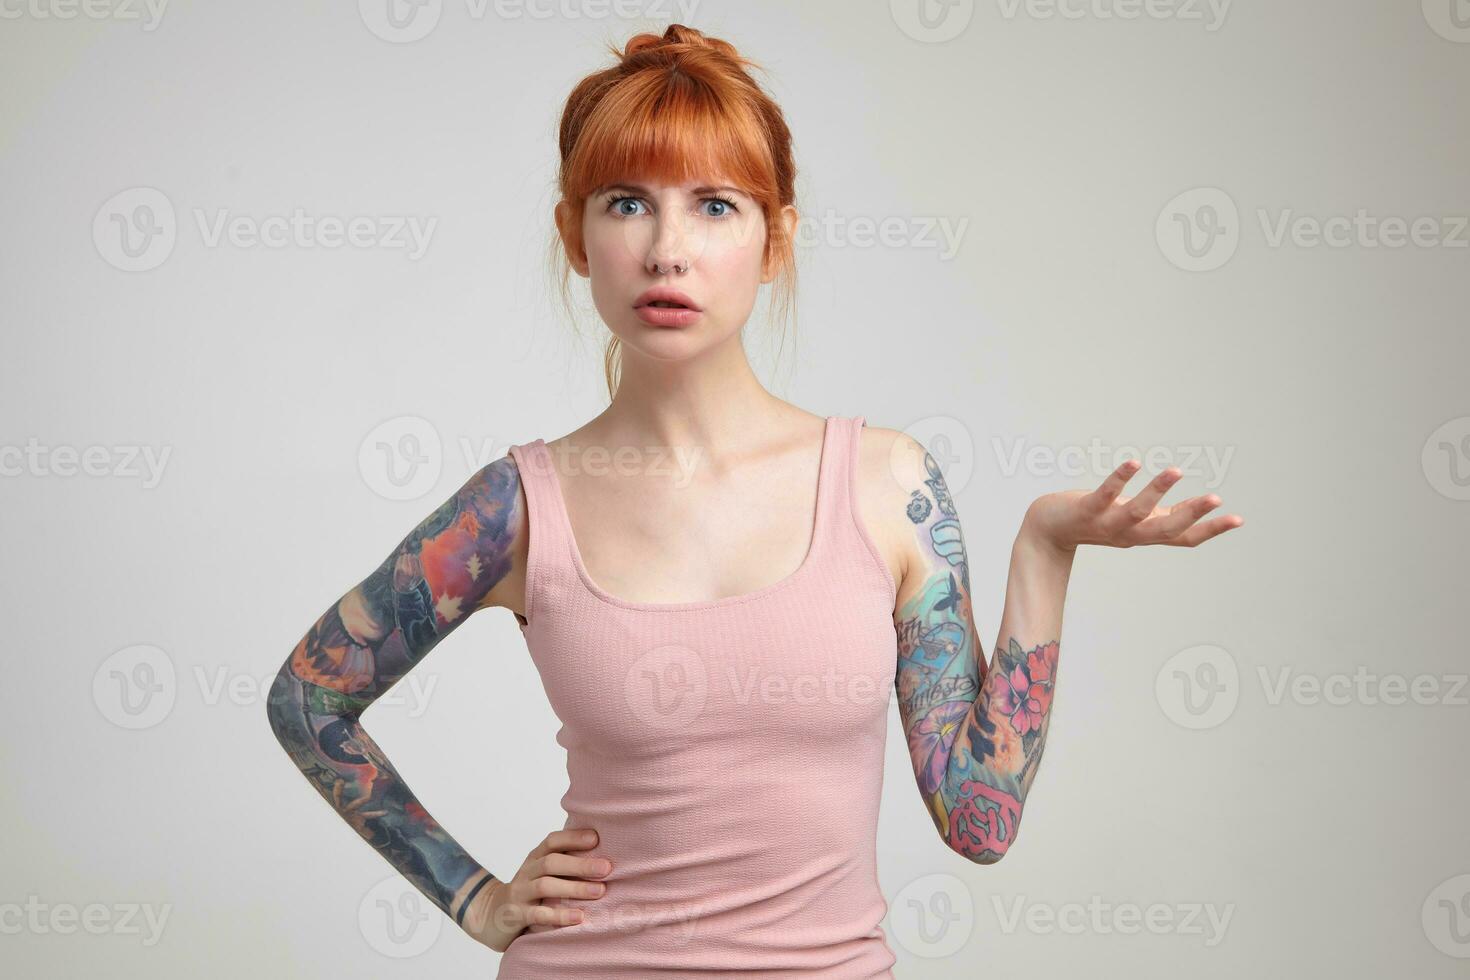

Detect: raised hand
[1022, 460, 1244, 553]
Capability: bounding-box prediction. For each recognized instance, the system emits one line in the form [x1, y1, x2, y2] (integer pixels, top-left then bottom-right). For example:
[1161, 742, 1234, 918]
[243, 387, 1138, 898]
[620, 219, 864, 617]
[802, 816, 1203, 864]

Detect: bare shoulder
[852, 424, 935, 595]
[463, 451, 530, 620]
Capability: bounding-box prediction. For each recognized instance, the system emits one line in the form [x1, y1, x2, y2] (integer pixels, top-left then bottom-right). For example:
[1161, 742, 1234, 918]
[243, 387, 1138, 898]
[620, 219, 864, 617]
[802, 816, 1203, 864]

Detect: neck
[599, 330, 789, 449]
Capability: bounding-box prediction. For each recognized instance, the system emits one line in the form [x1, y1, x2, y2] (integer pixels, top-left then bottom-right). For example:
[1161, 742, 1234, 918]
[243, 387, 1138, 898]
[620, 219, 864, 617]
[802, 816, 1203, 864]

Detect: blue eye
[604, 194, 741, 219]
[703, 195, 740, 218]
[608, 196, 646, 216]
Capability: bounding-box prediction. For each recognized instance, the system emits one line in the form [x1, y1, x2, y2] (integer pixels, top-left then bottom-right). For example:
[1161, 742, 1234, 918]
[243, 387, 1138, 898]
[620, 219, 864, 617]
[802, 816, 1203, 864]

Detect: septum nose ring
[655, 262, 686, 274]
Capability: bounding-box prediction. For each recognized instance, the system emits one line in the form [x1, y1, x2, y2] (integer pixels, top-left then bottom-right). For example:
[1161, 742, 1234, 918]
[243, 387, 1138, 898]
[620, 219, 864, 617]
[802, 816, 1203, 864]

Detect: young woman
[266, 23, 1242, 978]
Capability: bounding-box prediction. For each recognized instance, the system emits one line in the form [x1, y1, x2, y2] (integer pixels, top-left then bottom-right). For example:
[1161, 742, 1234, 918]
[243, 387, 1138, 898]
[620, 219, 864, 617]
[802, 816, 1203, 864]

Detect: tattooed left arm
[891, 439, 1243, 864]
[892, 438, 1074, 864]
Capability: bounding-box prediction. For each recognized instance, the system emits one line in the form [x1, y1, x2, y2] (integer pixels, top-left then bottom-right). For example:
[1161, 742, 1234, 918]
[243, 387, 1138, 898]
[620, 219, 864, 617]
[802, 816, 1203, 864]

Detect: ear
[760, 204, 799, 283]
[554, 199, 590, 277]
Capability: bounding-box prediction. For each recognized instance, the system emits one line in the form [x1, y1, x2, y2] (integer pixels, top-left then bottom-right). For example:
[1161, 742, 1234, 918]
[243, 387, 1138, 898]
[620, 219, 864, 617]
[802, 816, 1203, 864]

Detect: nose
[645, 211, 691, 276]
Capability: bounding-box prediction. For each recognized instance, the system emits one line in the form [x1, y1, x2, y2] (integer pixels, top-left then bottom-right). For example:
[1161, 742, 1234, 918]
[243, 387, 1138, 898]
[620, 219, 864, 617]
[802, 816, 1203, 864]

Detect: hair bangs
[566, 75, 775, 206]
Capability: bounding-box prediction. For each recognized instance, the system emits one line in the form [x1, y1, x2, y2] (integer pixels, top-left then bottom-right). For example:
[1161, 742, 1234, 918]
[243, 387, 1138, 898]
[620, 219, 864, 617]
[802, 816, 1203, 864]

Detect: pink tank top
[499, 416, 899, 979]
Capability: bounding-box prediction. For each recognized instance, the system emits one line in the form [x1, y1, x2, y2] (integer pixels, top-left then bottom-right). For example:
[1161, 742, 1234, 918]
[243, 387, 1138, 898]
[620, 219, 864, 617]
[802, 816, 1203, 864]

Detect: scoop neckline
[533, 416, 839, 613]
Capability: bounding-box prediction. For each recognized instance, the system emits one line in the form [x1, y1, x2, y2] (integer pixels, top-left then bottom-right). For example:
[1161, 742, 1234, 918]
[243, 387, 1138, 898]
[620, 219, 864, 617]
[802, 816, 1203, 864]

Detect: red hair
[550, 23, 799, 398]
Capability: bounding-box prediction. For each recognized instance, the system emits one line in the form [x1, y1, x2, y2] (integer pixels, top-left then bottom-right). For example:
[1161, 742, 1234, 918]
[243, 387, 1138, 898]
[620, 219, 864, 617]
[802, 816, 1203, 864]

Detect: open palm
[1026, 460, 1244, 551]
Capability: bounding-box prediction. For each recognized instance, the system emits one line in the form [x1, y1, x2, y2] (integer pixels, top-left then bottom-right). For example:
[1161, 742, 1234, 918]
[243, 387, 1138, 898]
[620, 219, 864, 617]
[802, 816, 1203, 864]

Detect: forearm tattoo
[896, 451, 1058, 862]
[266, 456, 523, 921]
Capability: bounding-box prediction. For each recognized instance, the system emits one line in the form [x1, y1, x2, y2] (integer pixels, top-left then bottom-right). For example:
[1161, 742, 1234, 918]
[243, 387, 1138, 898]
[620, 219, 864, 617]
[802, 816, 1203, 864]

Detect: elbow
[942, 798, 1027, 865]
[950, 837, 1010, 865]
[264, 664, 300, 751]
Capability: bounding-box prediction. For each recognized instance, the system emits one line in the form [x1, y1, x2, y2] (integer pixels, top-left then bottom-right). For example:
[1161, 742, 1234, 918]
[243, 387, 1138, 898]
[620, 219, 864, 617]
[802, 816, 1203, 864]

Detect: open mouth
[635, 288, 701, 311]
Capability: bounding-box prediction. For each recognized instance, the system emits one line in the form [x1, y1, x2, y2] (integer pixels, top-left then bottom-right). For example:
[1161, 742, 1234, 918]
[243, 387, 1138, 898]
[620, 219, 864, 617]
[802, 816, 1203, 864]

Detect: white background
[2, 1, 1467, 977]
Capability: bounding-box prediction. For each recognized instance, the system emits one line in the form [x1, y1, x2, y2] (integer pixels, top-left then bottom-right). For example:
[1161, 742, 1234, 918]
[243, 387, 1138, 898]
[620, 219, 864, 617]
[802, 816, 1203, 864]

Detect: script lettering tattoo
[266, 456, 523, 921]
[896, 450, 1057, 863]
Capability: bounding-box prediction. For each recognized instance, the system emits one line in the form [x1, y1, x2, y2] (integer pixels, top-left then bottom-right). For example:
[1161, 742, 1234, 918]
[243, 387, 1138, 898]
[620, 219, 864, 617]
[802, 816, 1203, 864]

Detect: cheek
[582, 224, 646, 313]
[584, 222, 645, 275]
[701, 223, 768, 292]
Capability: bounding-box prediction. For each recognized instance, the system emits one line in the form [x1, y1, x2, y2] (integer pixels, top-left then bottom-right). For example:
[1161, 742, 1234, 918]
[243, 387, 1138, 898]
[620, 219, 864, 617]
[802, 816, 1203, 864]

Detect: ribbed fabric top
[498, 416, 899, 979]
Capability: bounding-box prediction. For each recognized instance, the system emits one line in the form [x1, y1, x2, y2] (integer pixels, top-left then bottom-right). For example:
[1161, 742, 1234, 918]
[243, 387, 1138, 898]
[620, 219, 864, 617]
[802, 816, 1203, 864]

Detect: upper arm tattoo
[266, 455, 522, 922]
[895, 449, 1057, 862]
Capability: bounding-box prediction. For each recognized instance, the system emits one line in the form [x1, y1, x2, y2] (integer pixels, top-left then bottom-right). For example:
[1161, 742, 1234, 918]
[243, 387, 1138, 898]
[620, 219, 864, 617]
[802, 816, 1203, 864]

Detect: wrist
[453, 870, 497, 929]
[1019, 506, 1076, 562]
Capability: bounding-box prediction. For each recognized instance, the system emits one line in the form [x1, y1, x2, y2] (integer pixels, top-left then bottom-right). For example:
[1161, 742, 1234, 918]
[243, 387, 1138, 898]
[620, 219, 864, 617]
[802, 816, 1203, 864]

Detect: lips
[633, 287, 701, 311]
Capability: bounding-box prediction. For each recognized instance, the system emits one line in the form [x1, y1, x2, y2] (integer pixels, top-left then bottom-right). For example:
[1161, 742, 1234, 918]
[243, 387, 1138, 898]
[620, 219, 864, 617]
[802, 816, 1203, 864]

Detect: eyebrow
[597, 183, 747, 197]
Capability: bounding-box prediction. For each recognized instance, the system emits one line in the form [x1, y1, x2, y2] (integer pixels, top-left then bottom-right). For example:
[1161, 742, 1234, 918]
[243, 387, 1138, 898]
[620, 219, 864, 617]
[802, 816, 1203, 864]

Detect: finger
[1138, 493, 1221, 541]
[1084, 459, 1142, 510]
[1122, 467, 1182, 522]
[525, 902, 585, 928]
[531, 829, 600, 858]
[531, 874, 608, 902]
[541, 851, 614, 880]
[1167, 513, 1244, 547]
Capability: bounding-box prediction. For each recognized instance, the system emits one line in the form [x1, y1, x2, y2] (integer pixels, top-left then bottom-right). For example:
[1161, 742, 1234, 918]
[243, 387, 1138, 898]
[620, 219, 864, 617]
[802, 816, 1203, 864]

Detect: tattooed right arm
[888, 435, 1074, 864]
[266, 455, 525, 926]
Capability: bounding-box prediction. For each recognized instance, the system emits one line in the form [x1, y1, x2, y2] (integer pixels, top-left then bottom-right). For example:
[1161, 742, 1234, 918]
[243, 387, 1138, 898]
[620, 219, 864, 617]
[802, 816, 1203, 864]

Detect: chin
[609, 317, 737, 359]
[614, 331, 712, 361]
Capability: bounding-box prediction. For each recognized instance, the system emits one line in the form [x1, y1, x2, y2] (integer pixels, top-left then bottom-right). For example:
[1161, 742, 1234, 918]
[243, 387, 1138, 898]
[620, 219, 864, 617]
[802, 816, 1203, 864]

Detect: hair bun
[620, 23, 743, 64]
